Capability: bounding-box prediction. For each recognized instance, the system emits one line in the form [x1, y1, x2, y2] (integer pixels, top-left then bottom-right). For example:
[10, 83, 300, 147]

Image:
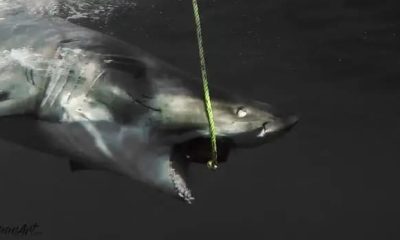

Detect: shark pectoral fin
[69, 159, 92, 172]
[68, 158, 124, 177]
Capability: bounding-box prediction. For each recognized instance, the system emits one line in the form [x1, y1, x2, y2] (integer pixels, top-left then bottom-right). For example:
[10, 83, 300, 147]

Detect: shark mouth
[168, 137, 233, 203]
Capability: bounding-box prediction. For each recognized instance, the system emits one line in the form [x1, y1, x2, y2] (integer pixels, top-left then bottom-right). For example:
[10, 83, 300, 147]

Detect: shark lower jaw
[168, 160, 194, 204]
[165, 136, 233, 203]
[229, 116, 299, 148]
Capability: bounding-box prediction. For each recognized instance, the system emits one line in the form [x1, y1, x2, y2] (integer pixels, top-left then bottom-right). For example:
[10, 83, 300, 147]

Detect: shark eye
[236, 107, 247, 118]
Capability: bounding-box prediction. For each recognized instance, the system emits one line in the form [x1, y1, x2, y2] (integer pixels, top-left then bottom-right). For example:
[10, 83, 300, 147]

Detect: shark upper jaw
[229, 115, 299, 148]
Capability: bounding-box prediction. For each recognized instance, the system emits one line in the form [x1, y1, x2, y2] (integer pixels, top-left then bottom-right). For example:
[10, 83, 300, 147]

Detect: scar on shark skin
[127, 92, 161, 112]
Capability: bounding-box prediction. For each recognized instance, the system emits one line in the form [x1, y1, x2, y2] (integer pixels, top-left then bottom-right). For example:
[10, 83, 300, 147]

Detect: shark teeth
[257, 126, 273, 138]
[168, 162, 194, 204]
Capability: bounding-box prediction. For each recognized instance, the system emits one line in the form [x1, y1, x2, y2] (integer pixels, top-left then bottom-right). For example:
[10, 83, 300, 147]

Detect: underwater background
[0, 0, 399, 239]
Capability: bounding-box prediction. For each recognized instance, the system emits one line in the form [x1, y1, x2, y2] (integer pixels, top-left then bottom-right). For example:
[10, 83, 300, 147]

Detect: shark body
[0, 9, 298, 203]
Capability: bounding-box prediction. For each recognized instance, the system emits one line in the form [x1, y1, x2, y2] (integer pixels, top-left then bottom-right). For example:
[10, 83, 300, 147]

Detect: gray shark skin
[0, 11, 298, 203]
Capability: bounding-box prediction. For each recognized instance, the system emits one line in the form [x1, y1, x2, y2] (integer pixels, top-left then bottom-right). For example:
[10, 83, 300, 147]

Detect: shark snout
[231, 114, 298, 148]
[260, 115, 299, 137]
[276, 115, 299, 132]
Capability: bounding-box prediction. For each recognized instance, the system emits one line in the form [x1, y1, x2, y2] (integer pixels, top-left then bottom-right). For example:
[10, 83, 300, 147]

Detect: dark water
[0, 0, 399, 239]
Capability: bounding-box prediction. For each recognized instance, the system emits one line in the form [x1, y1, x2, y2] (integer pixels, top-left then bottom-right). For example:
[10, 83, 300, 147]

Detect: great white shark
[0, 7, 298, 203]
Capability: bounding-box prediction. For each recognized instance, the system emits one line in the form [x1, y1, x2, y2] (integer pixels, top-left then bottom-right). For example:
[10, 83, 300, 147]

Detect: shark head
[123, 70, 300, 203]
[73, 55, 299, 203]
[152, 88, 298, 151]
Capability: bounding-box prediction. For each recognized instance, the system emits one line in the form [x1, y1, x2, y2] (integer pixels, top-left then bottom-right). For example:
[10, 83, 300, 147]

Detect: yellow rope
[192, 0, 218, 170]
